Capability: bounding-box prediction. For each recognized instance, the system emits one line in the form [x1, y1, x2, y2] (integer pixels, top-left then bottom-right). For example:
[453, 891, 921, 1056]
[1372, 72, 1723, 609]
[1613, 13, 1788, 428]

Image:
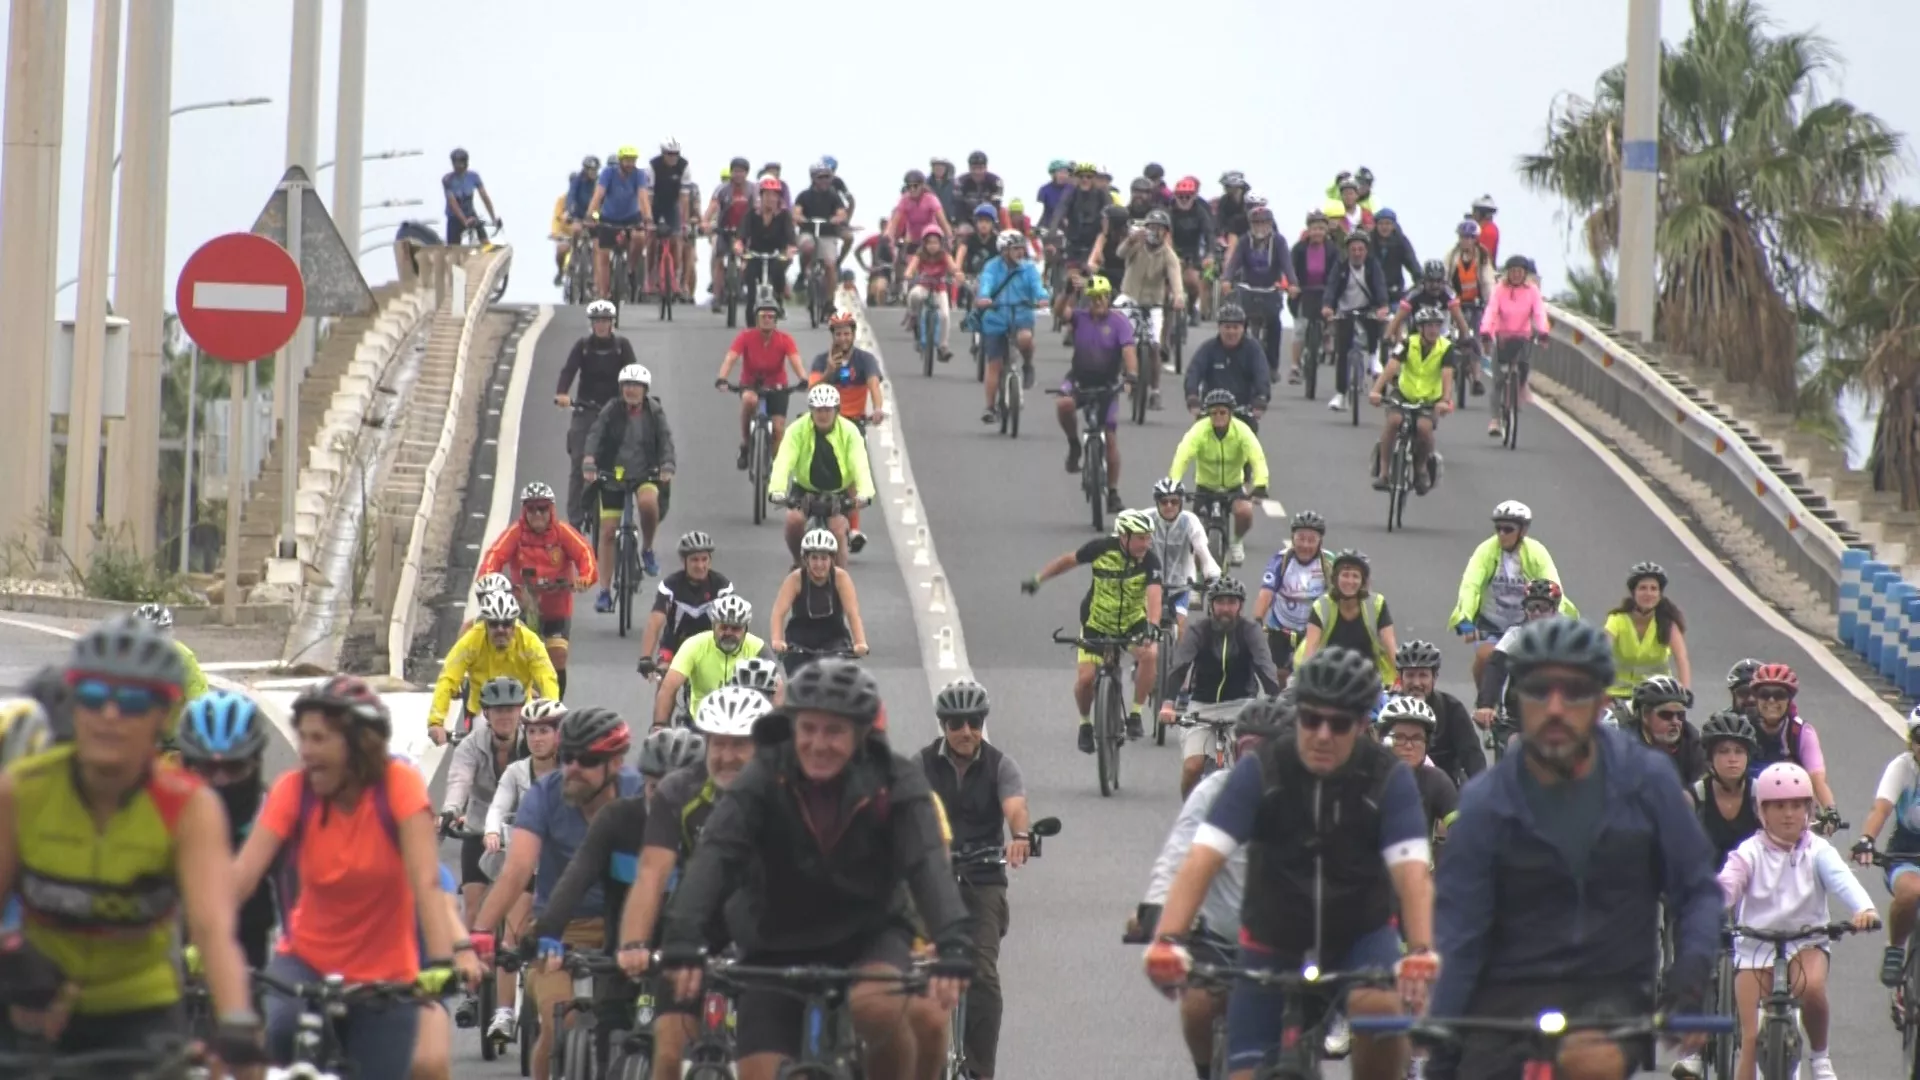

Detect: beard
[562, 775, 602, 807]
[1523, 719, 1594, 777]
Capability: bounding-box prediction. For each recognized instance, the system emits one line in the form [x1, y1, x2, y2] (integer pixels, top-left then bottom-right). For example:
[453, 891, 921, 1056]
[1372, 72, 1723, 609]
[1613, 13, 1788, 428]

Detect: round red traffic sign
[174, 232, 306, 362]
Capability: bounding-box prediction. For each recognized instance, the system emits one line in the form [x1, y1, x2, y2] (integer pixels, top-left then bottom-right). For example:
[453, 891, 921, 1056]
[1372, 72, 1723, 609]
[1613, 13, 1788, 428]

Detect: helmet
[1217, 303, 1247, 325]
[521, 698, 567, 725]
[783, 657, 883, 725]
[821, 155, 838, 172]
[615, 146, 638, 160]
[1375, 207, 1398, 223]
[659, 137, 680, 153]
[292, 674, 391, 738]
[694, 685, 771, 738]
[997, 230, 1024, 252]
[1202, 389, 1238, 412]
[1726, 658, 1763, 690]
[1219, 171, 1246, 189]
[1422, 259, 1446, 283]
[1152, 477, 1186, 501]
[1749, 663, 1798, 697]
[828, 309, 857, 329]
[710, 594, 752, 627]
[1753, 762, 1813, 805]
[639, 726, 704, 778]
[1504, 254, 1531, 272]
[807, 384, 841, 411]
[1174, 177, 1200, 196]
[1523, 579, 1564, 608]
[1145, 210, 1171, 230]
[1631, 675, 1692, 714]
[934, 678, 990, 721]
[475, 572, 513, 596]
[1502, 617, 1616, 686]
[1492, 500, 1533, 525]
[1144, 162, 1164, 180]
[521, 481, 555, 503]
[1626, 561, 1668, 590]
[904, 168, 926, 185]
[1412, 306, 1446, 326]
[561, 706, 632, 759]
[728, 657, 783, 696]
[1330, 549, 1371, 581]
[954, 222, 975, 238]
[973, 203, 997, 220]
[677, 531, 714, 556]
[1305, 209, 1329, 226]
[132, 603, 173, 630]
[1048, 158, 1071, 173]
[1007, 198, 1025, 213]
[478, 676, 528, 710]
[1249, 204, 1275, 224]
[808, 162, 830, 178]
[1456, 220, 1480, 238]
[451, 147, 470, 163]
[1094, 164, 1113, 179]
[68, 616, 186, 693]
[179, 691, 269, 763]
[967, 150, 988, 166]
[1084, 275, 1114, 298]
[754, 287, 781, 314]
[1355, 166, 1375, 186]
[1293, 647, 1383, 714]
[618, 364, 652, 385]
[1129, 177, 1155, 195]
[477, 591, 521, 624]
[1290, 509, 1326, 534]
[1207, 577, 1247, 604]
[582, 155, 601, 172]
[800, 528, 839, 555]
[1073, 161, 1097, 175]
[1473, 195, 1499, 213]
[930, 156, 952, 169]
[586, 298, 615, 319]
[730, 156, 750, 172]
[762, 161, 782, 173]
[1699, 710, 1758, 751]
[1112, 508, 1153, 536]
[1395, 639, 1442, 672]
[1102, 204, 1130, 224]
[758, 177, 782, 192]
[0, 703, 52, 767]
[1337, 173, 1359, 191]
[1244, 193, 1269, 210]
[1377, 694, 1437, 736]
[1345, 230, 1372, 248]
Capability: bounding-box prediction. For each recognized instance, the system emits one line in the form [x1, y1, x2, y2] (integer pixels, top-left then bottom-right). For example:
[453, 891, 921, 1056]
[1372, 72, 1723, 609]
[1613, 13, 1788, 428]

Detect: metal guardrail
[385, 248, 511, 678]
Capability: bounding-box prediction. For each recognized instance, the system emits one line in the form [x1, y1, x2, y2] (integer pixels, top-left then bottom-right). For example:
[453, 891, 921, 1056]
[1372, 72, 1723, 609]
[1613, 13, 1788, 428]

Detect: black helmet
[1144, 162, 1165, 180]
[677, 530, 714, 556]
[1626, 561, 1668, 591]
[1103, 204, 1130, 224]
[1292, 647, 1382, 715]
[934, 678, 990, 721]
[1330, 549, 1370, 581]
[1217, 303, 1247, 326]
[1144, 209, 1171, 229]
[1201, 389, 1237, 411]
[1503, 617, 1616, 687]
[1726, 658, 1764, 690]
[1355, 166, 1374, 186]
[730, 156, 751, 172]
[1129, 177, 1155, 195]
[1207, 577, 1247, 604]
[560, 706, 633, 758]
[1631, 675, 1692, 714]
[784, 658, 882, 725]
[22, 665, 73, 742]
[1235, 696, 1292, 739]
[967, 150, 988, 166]
[1422, 259, 1446, 283]
[1504, 254, 1531, 272]
[1290, 509, 1326, 534]
[478, 676, 527, 710]
[1345, 230, 1371, 248]
[1395, 639, 1442, 672]
[1699, 710, 1758, 751]
[450, 147, 469, 163]
[904, 169, 927, 185]
[68, 616, 185, 695]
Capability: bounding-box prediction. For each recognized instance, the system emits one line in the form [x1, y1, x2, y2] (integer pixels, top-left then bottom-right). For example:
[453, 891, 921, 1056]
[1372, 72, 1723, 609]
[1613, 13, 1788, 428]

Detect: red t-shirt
[731, 330, 798, 387]
[1478, 218, 1501, 265]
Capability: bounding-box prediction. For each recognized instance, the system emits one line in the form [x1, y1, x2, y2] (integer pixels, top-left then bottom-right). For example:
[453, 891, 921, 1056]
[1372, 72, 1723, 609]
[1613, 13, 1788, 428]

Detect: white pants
[907, 285, 951, 347]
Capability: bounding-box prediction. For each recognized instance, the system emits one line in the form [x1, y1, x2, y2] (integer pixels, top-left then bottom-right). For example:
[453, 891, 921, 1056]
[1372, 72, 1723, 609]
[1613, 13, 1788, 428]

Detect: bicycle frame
[1192, 489, 1238, 567]
[1176, 701, 1244, 776]
[706, 962, 927, 1080]
[1051, 384, 1121, 532]
[729, 386, 777, 525]
[1728, 921, 1859, 1079]
[1055, 629, 1137, 797]
[1189, 964, 1393, 1080]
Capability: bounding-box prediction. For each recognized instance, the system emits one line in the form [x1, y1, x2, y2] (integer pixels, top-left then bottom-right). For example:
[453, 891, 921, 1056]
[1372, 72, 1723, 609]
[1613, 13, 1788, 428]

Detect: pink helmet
[920, 223, 945, 240]
[1753, 762, 1813, 805]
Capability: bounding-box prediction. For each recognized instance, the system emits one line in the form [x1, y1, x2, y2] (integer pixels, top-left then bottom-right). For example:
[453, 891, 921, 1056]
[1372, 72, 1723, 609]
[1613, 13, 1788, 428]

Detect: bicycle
[564, 226, 596, 306]
[566, 401, 606, 535]
[798, 220, 839, 329]
[1047, 382, 1125, 533]
[944, 819, 1060, 1080]
[1720, 921, 1865, 1080]
[743, 251, 787, 318]
[727, 384, 778, 526]
[587, 472, 654, 637]
[1052, 628, 1144, 797]
[715, 227, 744, 327]
[1333, 311, 1386, 427]
[254, 969, 423, 1080]
[1186, 962, 1394, 1080]
[785, 490, 859, 547]
[913, 275, 953, 378]
[1149, 601, 1179, 743]
[1126, 305, 1157, 426]
[1165, 301, 1189, 375]
[1486, 334, 1537, 450]
[1192, 487, 1238, 569]
[1351, 1009, 1734, 1080]
[0, 1037, 208, 1080]
[778, 642, 861, 677]
[1455, 300, 1487, 410]
[441, 821, 517, 1063]
[982, 300, 1042, 439]
[703, 959, 929, 1080]
[493, 951, 542, 1077]
[543, 950, 648, 1080]
[1377, 397, 1436, 532]
[1172, 700, 1246, 782]
[675, 967, 740, 1080]
[1293, 295, 1328, 400]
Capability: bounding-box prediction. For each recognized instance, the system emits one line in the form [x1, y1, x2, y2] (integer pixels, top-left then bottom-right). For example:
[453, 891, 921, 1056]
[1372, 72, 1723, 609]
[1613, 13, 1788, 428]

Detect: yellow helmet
[617, 145, 639, 160]
[721, 168, 732, 181]
[1008, 198, 1025, 214]
[1073, 161, 1097, 175]
[1084, 275, 1114, 298]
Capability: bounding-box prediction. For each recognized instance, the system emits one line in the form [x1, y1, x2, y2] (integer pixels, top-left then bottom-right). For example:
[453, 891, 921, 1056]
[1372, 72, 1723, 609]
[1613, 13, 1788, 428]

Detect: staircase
[382, 298, 470, 528]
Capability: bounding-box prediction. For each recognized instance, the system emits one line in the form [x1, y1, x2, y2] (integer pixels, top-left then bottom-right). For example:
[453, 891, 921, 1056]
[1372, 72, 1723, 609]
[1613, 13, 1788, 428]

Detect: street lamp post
[1617, 0, 1661, 340]
[314, 148, 421, 173]
[364, 198, 422, 210]
[110, 96, 269, 171]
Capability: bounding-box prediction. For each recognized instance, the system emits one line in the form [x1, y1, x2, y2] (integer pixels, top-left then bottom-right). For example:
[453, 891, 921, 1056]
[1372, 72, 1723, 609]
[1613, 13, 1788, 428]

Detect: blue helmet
[974, 203, 997, 219]
[1374, 207, 1397, 222]
[821, 155, 838, 172]
[179, 690, 269, 764]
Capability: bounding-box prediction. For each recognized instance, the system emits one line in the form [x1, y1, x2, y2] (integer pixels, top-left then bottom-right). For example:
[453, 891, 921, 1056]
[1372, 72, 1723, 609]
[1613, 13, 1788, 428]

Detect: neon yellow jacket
[1446, 535, 1578, 629]
[768, 415, 875, 501]
[1169, 417, 1268, 492]
[430, 623, 559, 728]
[166, 641, 208, 737]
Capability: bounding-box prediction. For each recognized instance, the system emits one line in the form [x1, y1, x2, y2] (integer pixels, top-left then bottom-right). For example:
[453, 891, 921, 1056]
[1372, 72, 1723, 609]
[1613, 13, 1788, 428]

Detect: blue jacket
[565, 171, 597, 220]
[975, 256, 1050, 336]
[1431, 727, 1721, 1018]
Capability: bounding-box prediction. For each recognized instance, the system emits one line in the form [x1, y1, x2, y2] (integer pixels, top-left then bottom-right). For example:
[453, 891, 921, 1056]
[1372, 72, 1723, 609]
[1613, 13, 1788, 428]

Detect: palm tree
[1517, 0, 1902, 409]
[1824, 202, 1920, 507]
[1553, 261, 1617, 325]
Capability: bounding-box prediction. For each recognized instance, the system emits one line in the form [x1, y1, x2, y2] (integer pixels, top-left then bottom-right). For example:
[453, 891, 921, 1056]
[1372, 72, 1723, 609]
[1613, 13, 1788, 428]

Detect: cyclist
[1615, 674, 1704, 790]
[233, 674, 480, 1077]
[1375, 695, 1458, 840]
[704, 158, 755, 311]
[1852, 705, 1920, 987]
[1148, 478, 1222, 639]
[973, 228, 1049, 422]
[1369, 208, 1421, 310]
[1448, 221, 1494, 321]
[854, 216, 898, 306]
[1722, 762, 1877, 1080]
[716, 292, 807, 471]
[1385, 260, 1478, 346]
[1146, 647, 1433, 1080]
[438, 675, 524, 1029]
[1051, 164, 1108, 320]
[586, 146, 650, 302]
[1726, 658, 1764, 715]
[1391, 639, 1486, 787]
[1168, 389, 1268, 566]
[1112, 209, 1186, 383]
[955, 204, 1002, 292]
[1253, 510, 1334, 681]
[130, 602, 208, 740]
[929, 155, 961, 219]
[173, 692, 273, 973]
[1468, 195, 1501, 263]
[769, 383, 875, 567]
[728, 656, 784, 705]
[1034, 159, 1073, 229]
[443, 147, 499, 245]
[738, 177, 798, 308]
[1478, 254, 1550, 440]
[659, 660, 972, 1080]
[1449, 500, 1574, 687]
[1055, 275, 1138, 508]
[652, 594, 767, 731]
[818, 155, 857, 267]
[770, 528, 869, 676]
[1159, 577, 1282, 798]
[1020, 508, 1164, 751]
[481, 699, 566, 1037]
[1168, 177, 1216, 318]
[1284, 210, 1337, 384]
[648, 138, 691, 299]
[1604, 560, 1692, 705]
[556, 155, 598, 285]
[428, 592, 559, 746]
[1695, 710, 1762, 868]
[611, 686, 767, 1080]
[903, 225, 960, 363]
[1296, 549, 1398, 680]
[795, 161, 852, 286]
[1323, 172, 1374, 235]
[478, 481, 597, 683]
[1367, 305, 1455, 494]
[552, 300, 637, 522]
[1318, 230, 1391, 413]
[470, 706, 642, 1080]
[1473, 579, 1568, 737]
[758, 162, 792, 211]
[1005, 198, 1038, 252]
[1213, 172, 1251, 259]
[638, 530, 734, 682]
[1183, 304, 1270, 428]
[1743, 663, 1842, 831]
[581, 363, 675, 588]
[1433, 618, 1721, 1080]
[888, 169, 952, 247]
[957, 149, 1004, 209]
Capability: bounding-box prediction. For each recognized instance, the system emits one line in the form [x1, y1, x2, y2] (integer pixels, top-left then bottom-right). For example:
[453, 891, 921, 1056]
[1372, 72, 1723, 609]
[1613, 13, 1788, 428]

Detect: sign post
[175, 232, 305, 624]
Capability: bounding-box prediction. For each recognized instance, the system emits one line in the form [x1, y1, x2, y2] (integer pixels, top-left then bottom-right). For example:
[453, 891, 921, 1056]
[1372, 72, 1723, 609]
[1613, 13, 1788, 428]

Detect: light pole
[364, 198, 422, 210]
[315, 148, 421, 173]
[110, 96, 269, 171]
[1617, 0, 1661, 340]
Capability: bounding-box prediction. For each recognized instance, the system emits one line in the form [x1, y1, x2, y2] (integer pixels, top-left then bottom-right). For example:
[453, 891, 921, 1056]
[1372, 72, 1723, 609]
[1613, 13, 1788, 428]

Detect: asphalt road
[430, 298, 1906, 1078]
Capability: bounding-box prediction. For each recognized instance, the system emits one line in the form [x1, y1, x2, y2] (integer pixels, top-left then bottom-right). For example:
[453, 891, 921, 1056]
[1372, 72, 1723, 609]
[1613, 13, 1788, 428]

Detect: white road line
[191, 282, 288, 312]
[1260, 498, 1287, 518]
[1534, 394, 1906, 737]
[468, 305, 554, 625]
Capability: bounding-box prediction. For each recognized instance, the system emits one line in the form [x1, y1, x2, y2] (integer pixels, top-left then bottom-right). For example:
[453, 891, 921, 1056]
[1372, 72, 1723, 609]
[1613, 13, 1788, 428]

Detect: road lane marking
[1261, 499, 1287, 518]
[468, 305, 553, 626]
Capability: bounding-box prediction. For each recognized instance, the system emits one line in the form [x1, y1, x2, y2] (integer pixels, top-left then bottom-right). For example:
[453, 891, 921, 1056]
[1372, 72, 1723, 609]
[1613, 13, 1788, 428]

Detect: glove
[636, 656, 657, 676]
[1142, 938, 1191, 999]
[1853, 836, 1876, 858]
[416, 963, 456, 996]
[1020, 575, 1041, 595]
[537, 937, 566, 964]
[468, 931, 496, 962]
[210, 1016, 267, 1067]
[1454, 621, 1475, 637]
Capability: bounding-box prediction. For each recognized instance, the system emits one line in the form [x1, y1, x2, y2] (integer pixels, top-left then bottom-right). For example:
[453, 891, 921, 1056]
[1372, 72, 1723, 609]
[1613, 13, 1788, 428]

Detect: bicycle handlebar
[1349, 1011, 1735, 1040]
[1727, 920, 1867, 945]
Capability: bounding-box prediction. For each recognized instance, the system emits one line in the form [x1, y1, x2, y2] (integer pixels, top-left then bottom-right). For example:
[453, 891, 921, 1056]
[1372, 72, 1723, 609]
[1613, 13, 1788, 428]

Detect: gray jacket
[443, 728, 519, 826]
[584, 394, 676, 480]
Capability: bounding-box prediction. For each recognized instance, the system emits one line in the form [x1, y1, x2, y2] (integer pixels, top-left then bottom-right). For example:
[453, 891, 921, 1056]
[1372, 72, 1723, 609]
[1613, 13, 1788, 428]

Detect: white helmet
[695, 685, 773, 737]
[1112, 292, 1138, 310]
[997, 230, 1025, 252]
[807, 384, 841, 411]
[660, 137, 681, 153]
[800, 528, 839, 555]
[1376, 694, 1437, 737]
[586, 299, 616, 319]
[619, 364, 652, 386]
[477, 591, 521, 624]
[475, 572, 513, 597]
[710, 594, 752, 627]
[728, 657, 783, 697]
[521, 698, 567, 723]
[1492, 500, 1534, 526]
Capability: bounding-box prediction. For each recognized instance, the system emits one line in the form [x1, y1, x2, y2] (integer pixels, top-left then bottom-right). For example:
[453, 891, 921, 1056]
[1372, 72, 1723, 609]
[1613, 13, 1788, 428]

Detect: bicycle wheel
[725, 262, 741, 328]
[478, 971, 499, 1062]
[1172, 310, 1187, 374]
[808, 267, 824, 329]
[561, 1016, 596, 1080]
[1504, 370, 1521, 450]
[616, 531, 634, 637]
[1206, 523, 1226, 569]
[1152, 638, 1173, 746]
[1348, 348, 1364, 427]
[975, 332, 986, 384]
[1131, 355, 1150, 425]
[1094, 673, 1115, 798]
[519, 987, 538, 1077]
[1757, 1016, 1796, 1080]
[1301, 321, 1320, 401]
[1104, 669, 1126, 791]
[749, 426, 768, 526]
[1086, 435, 1107, 533]
[921, 307, 936, 377]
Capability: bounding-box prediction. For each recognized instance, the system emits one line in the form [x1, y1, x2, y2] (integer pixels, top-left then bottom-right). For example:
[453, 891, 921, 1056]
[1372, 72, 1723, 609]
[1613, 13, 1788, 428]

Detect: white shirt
[1151, 509, 1219, 592]
[1480, 548, 1528, 629]
[1267, 553, 1326, 633]
[1718, 830, 1873, 932]
[1145, 768, 1242, 941]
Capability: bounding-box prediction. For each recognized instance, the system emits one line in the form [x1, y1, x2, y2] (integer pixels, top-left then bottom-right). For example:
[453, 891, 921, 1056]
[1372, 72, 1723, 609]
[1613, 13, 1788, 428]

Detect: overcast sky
[3, 0, 1915, 321]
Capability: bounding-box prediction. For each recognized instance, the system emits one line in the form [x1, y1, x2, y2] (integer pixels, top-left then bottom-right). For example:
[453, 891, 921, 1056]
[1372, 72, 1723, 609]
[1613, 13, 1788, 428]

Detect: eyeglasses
[1391, 732, 1428, 746]
[942, 716, 985, 731]
[1496, 525, 1519, 536]
[563, 751, 612, 768]
[1652, 708, 1687, 722]
[1156, 496, 1182, 507]
[1296, 707, 1358, 735]
[1513, 675, 1602, 705]
[524, 502, 553, 514]
[1753, 690, 1791, 703]
[1523, 603, 1556, 618]
[72, 677, 169, 715]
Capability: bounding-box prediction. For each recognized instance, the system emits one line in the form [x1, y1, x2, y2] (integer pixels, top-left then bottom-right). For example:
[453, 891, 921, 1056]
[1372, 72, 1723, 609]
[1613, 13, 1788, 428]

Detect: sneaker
[848, 530, 867, 554]
[641, 549, 658, 577]
[1471, 379, 1486, 397]
[1323, 1013, 1351, 1058]
[1065, 443, 1082, 474]
[1106, 488, 1123, 514]
[595, 590, 614, 614]
[1148, 389, 1163, 411]
[1372, 475, 1392, 492]
[552, 271, 563, 287]
[1328, 393, 1346, 411]
[1808, 1056, 1836, 1080]
[1229, 541, 1245, 566]
[487, 1007, 517, 1041]
[1077, 723, 1095, 754]
[1488, 421, 1504, 439]
[454, 994, 479, 1029]
[938, 347, 953, 363]
[736, 444, 750, 470]
[1884, 944, 1906, 987]
[1413, 468, 1432, 496]
[981, 408, 998, 424]
[1287, 367, 1302, 385]
[1125, 711, 1144, 739]
[1669, 1053, 1704, 1079]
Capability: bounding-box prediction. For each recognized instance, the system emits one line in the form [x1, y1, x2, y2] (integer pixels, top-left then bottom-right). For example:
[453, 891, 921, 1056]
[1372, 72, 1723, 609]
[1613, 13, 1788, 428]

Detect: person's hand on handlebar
[554, 392, 572, 409]
[580, 458, 599, 484]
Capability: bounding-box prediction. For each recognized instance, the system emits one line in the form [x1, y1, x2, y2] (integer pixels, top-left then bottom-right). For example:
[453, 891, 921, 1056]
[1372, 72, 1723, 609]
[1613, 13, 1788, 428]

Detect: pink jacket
[1479, 280, 1549, 339]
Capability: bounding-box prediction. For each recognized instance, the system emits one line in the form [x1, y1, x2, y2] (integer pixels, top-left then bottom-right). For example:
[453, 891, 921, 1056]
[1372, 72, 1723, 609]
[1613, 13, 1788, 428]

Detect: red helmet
[1748, 663, 1798, 696]
[828, 310, 856, 330]
[1174, 176, 1200, 196]
[758, 176, 783, 192]
[292, 674, 392, 738]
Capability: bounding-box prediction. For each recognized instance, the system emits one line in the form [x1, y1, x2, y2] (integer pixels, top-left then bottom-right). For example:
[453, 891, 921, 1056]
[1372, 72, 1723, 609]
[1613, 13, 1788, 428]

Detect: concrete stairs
[381, 296, 473, 542]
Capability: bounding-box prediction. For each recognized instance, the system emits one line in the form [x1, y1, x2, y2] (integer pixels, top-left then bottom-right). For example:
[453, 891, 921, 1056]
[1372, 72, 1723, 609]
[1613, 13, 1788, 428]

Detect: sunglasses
[525, 502, 553, 514]
[1496, 525, 1519, 536]
[1652, 708, 1687, 722]
[195, 759, 257, 784]
[486, 619, 518, 631]
[563, 751, 612, 768]
[72, 677, 170, 715]
[1296, 707, 1358, 735]
[1514, 675, 1602, 705]
[943, 716, 985, 731]
[1753, 690, 1792, 703]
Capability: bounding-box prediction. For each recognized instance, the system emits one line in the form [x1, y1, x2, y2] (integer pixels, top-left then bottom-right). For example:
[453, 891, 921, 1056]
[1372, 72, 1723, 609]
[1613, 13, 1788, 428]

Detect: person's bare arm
[1670, 627, 1692, 688]
[770, 572, 800, 652]
[474, 829, 542, 931]
[839, 571, 867, 654]
[177, 788, 252, 1017]
[653, 670, 688, 730]
[616, 846, 679, 974]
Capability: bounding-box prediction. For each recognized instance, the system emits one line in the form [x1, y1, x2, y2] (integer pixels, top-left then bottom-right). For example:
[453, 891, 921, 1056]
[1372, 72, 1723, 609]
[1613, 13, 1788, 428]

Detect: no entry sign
[175, 232, 306, 362]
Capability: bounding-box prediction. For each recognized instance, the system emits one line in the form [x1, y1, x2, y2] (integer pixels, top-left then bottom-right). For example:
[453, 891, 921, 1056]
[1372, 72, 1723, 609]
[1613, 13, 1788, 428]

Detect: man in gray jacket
[439, 675, 527, 1031]
[582, 363, 677, 607]
[1157, 577, 1283, 796]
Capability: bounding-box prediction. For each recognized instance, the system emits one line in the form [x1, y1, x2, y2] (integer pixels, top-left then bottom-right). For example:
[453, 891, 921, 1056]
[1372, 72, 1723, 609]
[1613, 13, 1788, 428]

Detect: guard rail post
[1840, 550, 1866, 644]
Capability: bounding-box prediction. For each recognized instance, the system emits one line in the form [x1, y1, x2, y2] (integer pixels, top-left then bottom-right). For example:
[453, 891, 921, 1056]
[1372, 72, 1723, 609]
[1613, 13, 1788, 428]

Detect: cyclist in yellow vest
[1602, 560, 1692, 704]
[1293, 549, 1399, 686]
[1367, 306, 1455, 495]
[1167, 389, 1270, 566]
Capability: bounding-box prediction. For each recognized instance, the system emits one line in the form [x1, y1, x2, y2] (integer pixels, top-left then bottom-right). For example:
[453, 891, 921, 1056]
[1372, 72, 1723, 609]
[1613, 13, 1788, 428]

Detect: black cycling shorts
[652, 200, 683, 236]
[460, 835, 490, 887]
[745, 386, 794, 416]
[734, 926, 915, 1059]
[595, 217, 645, 249]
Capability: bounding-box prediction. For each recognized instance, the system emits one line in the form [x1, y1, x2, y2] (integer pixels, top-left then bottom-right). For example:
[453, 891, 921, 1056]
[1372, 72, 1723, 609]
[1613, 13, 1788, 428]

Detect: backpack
[273, 771, 400, 911]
